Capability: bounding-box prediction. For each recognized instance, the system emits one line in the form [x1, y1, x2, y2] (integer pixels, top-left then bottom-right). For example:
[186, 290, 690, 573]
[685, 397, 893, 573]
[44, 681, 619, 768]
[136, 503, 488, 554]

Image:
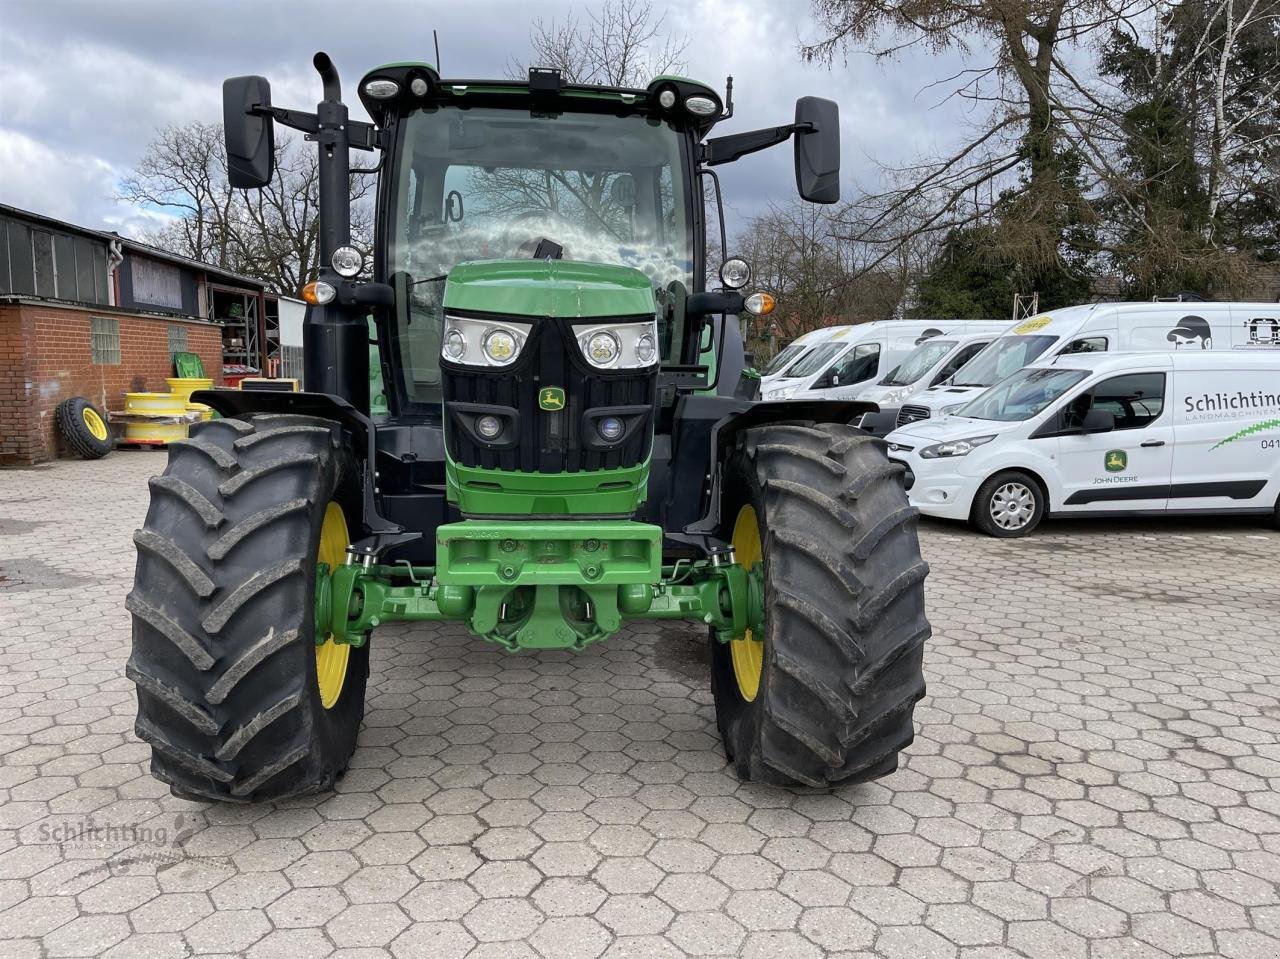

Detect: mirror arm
[252, 106, 382, 151]
[687, 291, 744, 317]
[702, 123, 808, 166]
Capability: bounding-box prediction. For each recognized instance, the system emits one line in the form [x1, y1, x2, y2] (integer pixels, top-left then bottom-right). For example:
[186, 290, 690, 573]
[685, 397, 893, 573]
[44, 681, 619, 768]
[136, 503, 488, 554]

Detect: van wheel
[972, 470, 1044, 537]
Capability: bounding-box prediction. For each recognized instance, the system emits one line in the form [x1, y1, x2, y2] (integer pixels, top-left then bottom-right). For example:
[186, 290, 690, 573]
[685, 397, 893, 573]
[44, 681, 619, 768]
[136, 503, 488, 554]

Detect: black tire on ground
[56, 396, 112, 459]
[971, 469, 1046, 538]
[710, 423, 931, 788]
[127, 413, 369, 802]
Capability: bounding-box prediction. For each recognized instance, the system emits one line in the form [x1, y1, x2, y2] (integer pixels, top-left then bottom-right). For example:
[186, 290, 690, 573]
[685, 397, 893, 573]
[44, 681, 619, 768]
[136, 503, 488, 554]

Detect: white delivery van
[890, 301, 1273, 432]
[759, 327, 835, 387]
[842, 324, 1014, 434]
[762, 320, 991, 401]
[885, 351, 1280, 536]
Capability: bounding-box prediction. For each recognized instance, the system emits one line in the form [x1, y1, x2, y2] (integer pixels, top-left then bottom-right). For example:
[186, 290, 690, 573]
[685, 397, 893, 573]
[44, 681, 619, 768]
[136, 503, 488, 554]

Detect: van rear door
[1169, 364, 1280, 511]
[1051, 370, 1174, 513]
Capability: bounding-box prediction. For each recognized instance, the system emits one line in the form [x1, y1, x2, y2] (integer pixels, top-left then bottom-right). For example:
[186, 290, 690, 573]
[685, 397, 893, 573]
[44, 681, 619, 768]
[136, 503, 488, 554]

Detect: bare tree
[119, 124, 372, 297]
[513, 0, 688, 86]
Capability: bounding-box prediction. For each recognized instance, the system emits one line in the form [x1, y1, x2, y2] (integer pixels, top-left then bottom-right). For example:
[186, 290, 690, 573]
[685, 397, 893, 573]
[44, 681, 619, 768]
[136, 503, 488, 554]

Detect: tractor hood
[442, 260, 657, 319]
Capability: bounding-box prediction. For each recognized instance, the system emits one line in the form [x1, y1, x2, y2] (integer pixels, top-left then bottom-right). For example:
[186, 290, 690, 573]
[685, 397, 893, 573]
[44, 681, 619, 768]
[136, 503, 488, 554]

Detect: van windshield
[951, 335, 1059, 387]
[787, 341, 847, 377]
[765, 343, 809, 375]
[959, 367, 1089, 421]
[881, 340, 956, 386]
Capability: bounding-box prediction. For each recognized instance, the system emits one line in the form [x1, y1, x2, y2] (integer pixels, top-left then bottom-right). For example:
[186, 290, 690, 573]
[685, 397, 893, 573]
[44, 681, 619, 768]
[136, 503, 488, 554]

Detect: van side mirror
[794, 97, 840, 204]
[1081, 409, 1115, 433]
[223, 76, 275, 189]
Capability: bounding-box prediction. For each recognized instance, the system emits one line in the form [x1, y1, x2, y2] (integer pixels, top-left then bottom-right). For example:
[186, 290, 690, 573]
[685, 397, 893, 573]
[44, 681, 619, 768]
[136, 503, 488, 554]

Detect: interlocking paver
[2, 454, 1278, 956]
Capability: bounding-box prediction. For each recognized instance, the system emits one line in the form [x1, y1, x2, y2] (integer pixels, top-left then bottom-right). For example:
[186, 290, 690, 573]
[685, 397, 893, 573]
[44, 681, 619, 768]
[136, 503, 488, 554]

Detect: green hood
[443, 260, 656, 319]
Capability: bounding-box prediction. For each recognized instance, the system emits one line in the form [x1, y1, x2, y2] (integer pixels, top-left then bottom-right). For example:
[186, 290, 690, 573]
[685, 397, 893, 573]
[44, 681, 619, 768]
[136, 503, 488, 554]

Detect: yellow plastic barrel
[166, 377, 214, 402]
[125, 392, 186, 415]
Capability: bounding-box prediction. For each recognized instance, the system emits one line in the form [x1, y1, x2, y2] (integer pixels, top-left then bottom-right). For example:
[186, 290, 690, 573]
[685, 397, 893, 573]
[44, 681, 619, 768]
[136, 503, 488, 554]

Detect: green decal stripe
[1209, 418, 1280, 451]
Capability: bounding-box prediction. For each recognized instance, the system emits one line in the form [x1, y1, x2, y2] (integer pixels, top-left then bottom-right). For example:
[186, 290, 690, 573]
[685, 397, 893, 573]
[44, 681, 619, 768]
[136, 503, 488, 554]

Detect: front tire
[127, 414, 369, 802]
[972, 470, 1045, 537]
[711, 423, 930, 788]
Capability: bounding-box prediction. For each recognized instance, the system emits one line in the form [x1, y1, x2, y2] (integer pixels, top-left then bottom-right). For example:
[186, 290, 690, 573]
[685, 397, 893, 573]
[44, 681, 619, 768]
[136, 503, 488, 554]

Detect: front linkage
[319, 521, 765, 652]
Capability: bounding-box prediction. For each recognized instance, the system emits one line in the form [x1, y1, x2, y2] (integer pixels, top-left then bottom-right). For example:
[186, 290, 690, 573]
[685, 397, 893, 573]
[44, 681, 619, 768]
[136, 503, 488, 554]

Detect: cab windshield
[951, 334, 1058, 387]
[765, 342, 809, 375]
[388, 105, 693, 405]
[881, 340, 956, 386]
[786, 341, 846, 378]
[958, 367, 1089, 421]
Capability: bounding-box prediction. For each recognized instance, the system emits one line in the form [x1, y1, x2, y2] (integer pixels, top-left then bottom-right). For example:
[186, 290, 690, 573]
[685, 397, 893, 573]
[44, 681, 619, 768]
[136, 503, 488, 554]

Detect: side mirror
[828, 373, 840, 387]
[1081, 409, 1115, 433]
[223, 76, 275, 188]
[794, 97, 840, 204]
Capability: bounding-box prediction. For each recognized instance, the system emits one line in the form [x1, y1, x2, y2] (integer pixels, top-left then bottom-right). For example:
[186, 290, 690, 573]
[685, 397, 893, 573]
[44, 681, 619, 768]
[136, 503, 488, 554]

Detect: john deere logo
[538, 387, 565, 411]
[1105, 449, 1127, 472]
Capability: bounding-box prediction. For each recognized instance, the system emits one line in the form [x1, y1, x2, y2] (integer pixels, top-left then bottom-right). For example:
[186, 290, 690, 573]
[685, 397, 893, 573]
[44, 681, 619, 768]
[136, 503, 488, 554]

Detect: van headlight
[882, 386, 913, 404]
[766, 387, 798, 400]
[441, 315, 531, 367]
[941, 403, 965, 416]
[573, 320, 659, 369]
[919, 435, 996, 459]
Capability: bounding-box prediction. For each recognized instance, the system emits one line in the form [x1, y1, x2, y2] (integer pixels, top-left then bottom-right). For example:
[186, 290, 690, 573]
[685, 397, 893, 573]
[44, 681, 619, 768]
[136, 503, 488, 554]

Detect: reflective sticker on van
[1014, 315, 1052, 334]
[1210, 418, 1280, 451]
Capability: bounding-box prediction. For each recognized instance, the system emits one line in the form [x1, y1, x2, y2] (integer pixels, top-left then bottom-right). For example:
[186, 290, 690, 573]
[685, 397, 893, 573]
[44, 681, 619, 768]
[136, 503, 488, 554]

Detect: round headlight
[443, 329, 466, 360]
[331, 245, 363, 278]
[410, 76, 429, 97]
[657, 88, 677, 109]
[635, 332, 656, 365]
[586, 331, 620, 367]
[720, 257, 751, 289]
[482, 328, 517, 363]
[476, 415, 503, 440]
[685, 95, 718, 117]
[598, 416, 625, 442]
[364, 79, 400, 99]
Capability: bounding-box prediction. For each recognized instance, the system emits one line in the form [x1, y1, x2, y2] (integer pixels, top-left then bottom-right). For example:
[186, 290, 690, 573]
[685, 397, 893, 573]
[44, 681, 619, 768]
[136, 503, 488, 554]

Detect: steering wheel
[502, 209, 572, 257]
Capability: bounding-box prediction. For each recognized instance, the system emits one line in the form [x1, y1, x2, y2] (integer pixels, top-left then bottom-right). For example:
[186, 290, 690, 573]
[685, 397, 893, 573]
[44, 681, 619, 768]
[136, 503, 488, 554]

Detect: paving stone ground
[1, 451, 1278, 959]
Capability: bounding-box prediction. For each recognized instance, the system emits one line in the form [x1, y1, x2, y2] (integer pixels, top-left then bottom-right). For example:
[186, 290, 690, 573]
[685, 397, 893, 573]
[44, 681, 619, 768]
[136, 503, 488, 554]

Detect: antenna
[723, 76, 734, 120]
[433, 29, 442, 73]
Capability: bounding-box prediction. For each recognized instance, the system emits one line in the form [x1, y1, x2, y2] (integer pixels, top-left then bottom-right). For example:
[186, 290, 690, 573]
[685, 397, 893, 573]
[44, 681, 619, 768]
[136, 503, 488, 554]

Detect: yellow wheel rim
[82, 407, 108, 441]
[729, 504, 764, 702]
[315, 502, 351, 709]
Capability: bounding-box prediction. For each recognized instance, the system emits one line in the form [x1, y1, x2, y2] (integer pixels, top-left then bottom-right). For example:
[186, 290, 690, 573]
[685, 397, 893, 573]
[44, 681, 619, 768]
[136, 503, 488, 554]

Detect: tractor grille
[896, 405, 931, 428]
[443, 313, 656, 474]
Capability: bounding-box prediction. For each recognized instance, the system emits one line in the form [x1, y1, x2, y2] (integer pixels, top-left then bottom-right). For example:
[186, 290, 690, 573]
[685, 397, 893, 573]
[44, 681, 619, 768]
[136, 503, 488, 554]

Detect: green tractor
[127, 53, 930, 802]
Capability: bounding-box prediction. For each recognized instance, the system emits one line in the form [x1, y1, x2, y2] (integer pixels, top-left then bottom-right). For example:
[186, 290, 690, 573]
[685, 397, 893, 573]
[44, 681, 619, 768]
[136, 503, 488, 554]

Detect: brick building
[0, 205, 287, 465]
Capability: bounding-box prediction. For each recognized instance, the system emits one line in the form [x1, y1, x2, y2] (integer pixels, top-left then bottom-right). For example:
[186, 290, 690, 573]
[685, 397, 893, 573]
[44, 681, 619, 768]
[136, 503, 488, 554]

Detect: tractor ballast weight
[131, 53, 929, 802]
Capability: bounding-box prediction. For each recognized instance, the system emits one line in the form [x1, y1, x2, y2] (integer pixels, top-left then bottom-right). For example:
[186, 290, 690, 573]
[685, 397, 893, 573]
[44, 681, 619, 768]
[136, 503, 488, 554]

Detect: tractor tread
[168, 437, 239, 471]
[208, 499, 312, 561]
[125, 662, 220, 735]
[206, 627, 301, 705]
[218, 453, 322, 498]
[201, 561, 305, 635]
[714, 421, 930, 788]
[148, 476, 225, 529]
[133, 529, 215, 598]
[125, 593, 214, 671]
[128, 413, 367, 803]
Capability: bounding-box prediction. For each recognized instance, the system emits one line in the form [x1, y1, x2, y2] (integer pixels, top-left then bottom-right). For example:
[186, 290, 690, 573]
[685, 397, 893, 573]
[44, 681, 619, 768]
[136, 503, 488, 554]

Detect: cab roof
[357, 62, 726, 138]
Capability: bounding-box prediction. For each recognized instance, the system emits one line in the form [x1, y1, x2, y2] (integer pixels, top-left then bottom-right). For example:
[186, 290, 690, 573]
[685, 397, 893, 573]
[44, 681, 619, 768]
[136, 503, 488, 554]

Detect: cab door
[1050, 372, 1175, 512]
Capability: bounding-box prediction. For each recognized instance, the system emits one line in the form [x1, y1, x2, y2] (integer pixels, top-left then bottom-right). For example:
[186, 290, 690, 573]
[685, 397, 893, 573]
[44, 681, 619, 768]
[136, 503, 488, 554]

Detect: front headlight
[766, 387, 798, 400]
[572, 320, 659, 370]
[941, 403, 965, 416]
[883, 386, 913, 405]
[919, 435, 996, 459]
[441, 315, 531, 367]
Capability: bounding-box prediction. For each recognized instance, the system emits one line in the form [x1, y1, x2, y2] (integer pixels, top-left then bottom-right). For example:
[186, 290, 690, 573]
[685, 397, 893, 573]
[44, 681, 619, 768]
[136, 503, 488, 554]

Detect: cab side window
[1065, 372, 1166, 430]
[932, 341, 989, 385]
[1063, 336, 1108, 354]
[827, 343, 880, 386]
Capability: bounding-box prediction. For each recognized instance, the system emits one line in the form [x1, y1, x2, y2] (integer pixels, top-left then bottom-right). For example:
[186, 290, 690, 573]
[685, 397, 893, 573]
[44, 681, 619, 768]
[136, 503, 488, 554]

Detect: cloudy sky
[0, 0, 972, 240]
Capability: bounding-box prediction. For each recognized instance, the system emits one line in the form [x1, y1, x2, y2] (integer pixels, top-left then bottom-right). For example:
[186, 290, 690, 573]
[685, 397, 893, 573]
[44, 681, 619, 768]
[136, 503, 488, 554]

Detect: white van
[845, 324, 1014, 435]
[886, 351, 1280, 536]
[891, 301, 1274, 431]
[762, 320, 993, 401]
[759, 327, 834, 386]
